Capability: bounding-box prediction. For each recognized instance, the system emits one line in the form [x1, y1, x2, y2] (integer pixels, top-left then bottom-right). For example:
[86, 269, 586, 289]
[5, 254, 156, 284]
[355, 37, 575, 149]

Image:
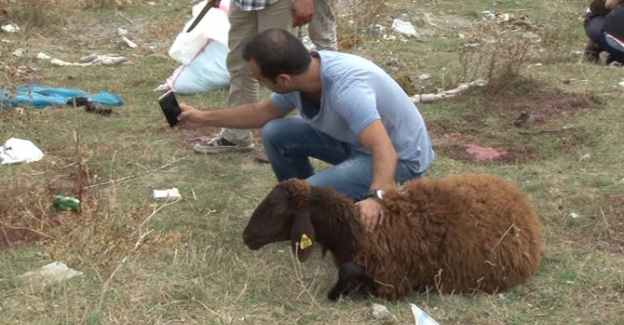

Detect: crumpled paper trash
[0, 137, 44, 164]
[37, 53, 130, 67]
[153, 188, 181, 199]
[1, 23, 20, 33]
[392, 19, 420, 38]
[372, 303, 391, 319]
[410, 303, 440, 325]
[20, 261, 83, 284]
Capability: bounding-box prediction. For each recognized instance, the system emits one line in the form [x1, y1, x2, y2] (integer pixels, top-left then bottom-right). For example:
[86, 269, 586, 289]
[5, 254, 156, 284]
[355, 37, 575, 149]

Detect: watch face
[375, 189, 385, 200]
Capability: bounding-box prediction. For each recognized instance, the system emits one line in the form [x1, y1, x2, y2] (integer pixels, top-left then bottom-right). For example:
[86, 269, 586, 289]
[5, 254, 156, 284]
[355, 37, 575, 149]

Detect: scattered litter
[1, 38, 10, 43]
[617, 178, 624, 186]
[482, 10, 513, 22]
[481, 10, 497, 20]
[48, 54, 130, 67]
[117, 27, 128, 36]
[1, 23, 19, 33]
[20, 262, 83, 284]
[54, 195, 80, 212]
[37, 53, 130, 67]
[372, 303, 391, 319]
[153, 188, 182, 199]
[36, 52, 52, 60]
[121, 35, 137, 48]
[463, 42, 480, 48]
[569, 212, 580, 219]
[1, 84, 124, 109]
[392, 19, 419, 38]
[382, 34, 397, 41]
[12, 48, 26, 57]
[411, 79, 487, 103]
[422, 12, 437, 26]
[409, 303, 440, 325]
[0, 137, 44, 165]
[619, 80, 624, 87]
[528, 63, 543, 68]
[579, 153, 591, 161]
[67, 96, 120, 116]
[161, 0, 231, 94]
[418, 73, 431, 81]
[362, 24, 385, 37]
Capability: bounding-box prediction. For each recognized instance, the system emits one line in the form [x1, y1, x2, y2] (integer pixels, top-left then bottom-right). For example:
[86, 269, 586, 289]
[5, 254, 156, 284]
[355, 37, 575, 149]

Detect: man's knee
[261, 118, 288, 144]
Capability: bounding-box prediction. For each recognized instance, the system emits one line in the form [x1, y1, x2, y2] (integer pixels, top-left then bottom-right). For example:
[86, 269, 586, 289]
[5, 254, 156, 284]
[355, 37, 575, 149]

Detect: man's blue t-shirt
[270, 51, 434, 174]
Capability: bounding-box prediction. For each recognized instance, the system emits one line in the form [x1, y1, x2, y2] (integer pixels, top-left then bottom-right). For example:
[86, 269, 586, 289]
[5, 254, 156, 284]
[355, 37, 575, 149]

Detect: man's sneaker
[193, 134, 254, 154]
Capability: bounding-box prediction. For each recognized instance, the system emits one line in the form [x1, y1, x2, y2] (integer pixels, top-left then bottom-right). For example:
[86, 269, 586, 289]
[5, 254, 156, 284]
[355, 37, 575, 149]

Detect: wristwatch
[367, 188, 385, 201]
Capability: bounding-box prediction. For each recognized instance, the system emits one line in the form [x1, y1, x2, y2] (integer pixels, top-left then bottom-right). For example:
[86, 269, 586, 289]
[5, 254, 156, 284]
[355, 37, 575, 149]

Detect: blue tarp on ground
[0, 84, 124, 109]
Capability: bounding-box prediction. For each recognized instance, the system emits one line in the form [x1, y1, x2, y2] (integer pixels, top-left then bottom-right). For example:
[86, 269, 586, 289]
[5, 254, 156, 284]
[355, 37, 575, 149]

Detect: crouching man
[176, 28, 434, 232]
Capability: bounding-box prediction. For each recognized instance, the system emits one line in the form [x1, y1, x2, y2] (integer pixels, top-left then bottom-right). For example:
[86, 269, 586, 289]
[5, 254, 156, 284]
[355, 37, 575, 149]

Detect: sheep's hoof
[327, 262, 367, 301]
[327, 288, 341, 301]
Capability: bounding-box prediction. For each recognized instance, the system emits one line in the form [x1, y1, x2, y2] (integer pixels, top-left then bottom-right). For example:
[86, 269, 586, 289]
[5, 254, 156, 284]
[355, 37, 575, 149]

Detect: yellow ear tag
[299, 234, 313, 250]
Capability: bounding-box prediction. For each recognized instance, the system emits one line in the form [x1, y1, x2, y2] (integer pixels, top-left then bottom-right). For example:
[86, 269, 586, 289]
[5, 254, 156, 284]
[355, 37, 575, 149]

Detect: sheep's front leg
[327, 262, 367, 301]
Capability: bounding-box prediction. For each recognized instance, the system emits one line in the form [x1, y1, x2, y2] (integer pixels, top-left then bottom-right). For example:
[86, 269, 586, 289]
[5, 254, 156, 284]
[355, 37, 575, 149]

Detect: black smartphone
[158, 90, 182, 127]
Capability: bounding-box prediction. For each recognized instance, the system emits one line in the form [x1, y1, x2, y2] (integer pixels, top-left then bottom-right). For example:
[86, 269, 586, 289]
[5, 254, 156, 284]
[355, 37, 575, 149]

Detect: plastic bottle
[54, 196, 80, 212]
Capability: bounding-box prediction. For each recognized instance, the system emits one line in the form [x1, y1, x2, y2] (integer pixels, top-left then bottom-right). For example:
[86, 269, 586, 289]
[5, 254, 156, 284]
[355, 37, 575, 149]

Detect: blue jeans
[261, 116, 423, 200]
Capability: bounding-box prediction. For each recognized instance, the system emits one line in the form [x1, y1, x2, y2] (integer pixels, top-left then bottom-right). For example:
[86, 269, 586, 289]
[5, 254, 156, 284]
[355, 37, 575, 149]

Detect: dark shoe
[583, 41, 603, 63]
[193, 134, 254, 154]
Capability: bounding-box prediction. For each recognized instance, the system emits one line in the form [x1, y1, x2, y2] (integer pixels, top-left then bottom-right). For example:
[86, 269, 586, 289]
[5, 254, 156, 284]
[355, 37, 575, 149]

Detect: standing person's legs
[308, 0, 337, 51]
[194, 0, 294, 154]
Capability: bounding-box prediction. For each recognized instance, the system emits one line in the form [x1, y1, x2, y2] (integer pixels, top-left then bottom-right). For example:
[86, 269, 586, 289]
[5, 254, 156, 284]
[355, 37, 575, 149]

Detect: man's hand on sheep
[357, 198, 385, 233]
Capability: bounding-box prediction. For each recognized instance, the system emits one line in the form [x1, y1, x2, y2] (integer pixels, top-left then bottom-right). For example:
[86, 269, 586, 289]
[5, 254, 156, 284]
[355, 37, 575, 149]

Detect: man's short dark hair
[242, 28, 312, 82]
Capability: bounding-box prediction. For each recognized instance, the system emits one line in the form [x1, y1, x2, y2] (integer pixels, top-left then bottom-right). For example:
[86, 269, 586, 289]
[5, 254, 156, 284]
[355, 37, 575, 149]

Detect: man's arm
[358, 120, 398, 190]
[356, 119, 398, 233]
[177, 99, 293, 129]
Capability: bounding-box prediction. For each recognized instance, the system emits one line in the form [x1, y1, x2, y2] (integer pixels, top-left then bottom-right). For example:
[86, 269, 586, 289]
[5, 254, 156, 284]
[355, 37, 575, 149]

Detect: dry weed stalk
[2, 0, 133, 30]
[335, 0, 387, 50]
[459, 20, 541, 92]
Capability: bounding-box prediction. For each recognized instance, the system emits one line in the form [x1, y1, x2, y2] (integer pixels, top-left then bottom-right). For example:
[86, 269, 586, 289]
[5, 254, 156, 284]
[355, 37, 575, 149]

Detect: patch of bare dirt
[428, 82, 603, 164]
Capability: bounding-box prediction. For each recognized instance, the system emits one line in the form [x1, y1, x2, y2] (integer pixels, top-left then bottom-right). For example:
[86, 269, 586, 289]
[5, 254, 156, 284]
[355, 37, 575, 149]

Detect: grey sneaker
[193, 134, 254, 154]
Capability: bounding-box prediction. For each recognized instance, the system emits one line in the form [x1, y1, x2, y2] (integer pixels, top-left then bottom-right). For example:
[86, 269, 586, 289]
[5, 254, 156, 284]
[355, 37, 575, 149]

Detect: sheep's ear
[291, 209, 315, 263]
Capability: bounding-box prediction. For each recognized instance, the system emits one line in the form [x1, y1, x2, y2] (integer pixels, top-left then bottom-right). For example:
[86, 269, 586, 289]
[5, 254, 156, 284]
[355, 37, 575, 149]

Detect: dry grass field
[1, 0, 623, 324]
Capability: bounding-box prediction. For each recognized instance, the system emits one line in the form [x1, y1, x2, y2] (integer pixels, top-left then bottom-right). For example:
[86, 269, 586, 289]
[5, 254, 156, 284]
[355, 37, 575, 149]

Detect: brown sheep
[243, 174, 543, 301]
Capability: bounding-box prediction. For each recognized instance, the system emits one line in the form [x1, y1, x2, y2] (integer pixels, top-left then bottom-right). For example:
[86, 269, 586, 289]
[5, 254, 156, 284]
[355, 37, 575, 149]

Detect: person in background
[177, 29, 435, 232]
[307, 0, 337, 51]
[583, 0, 624, 65]
[193, 0, 314, 154]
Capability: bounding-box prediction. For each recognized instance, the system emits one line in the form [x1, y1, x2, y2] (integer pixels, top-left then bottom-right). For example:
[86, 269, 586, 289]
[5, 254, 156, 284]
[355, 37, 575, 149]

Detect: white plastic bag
[162, 40, 229, 94]
[0, 138, 44, 165]
[159, 0, 231, 94]
[168, 0, 231, 65]
[409, 303, 440, 325]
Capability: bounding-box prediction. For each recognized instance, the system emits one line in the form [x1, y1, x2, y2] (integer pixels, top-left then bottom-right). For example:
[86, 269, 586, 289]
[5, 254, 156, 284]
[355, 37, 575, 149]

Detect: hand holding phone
[158, 90, 182, 127]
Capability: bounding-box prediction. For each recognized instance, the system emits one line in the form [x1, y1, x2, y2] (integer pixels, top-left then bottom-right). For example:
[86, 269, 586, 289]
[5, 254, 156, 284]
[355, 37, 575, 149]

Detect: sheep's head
[243, 179, 315, 262]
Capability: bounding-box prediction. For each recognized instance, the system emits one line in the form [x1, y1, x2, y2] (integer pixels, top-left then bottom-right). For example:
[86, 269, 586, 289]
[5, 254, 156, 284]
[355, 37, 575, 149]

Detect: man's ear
[276, 74, 292, 86]
[291, 209, 315, 263]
